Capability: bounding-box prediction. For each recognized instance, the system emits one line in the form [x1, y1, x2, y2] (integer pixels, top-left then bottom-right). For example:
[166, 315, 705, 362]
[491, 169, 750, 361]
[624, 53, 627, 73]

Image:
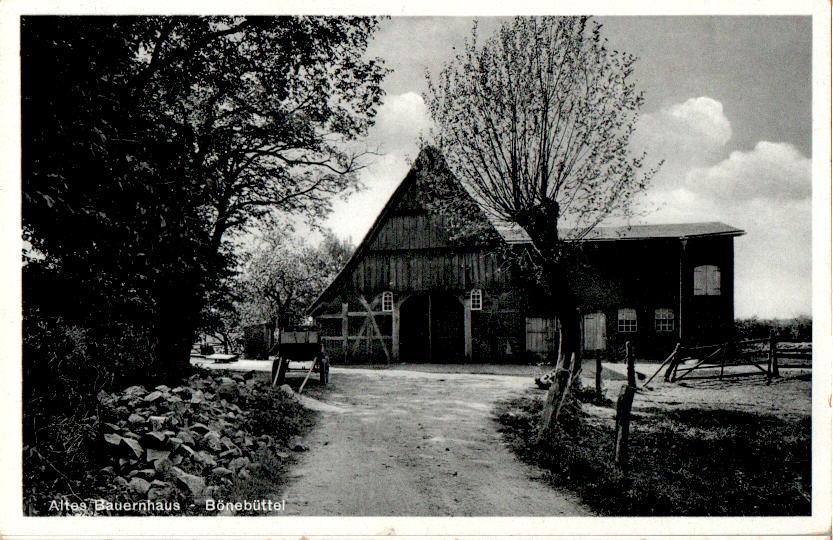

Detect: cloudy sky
[322, 16, 812, 319]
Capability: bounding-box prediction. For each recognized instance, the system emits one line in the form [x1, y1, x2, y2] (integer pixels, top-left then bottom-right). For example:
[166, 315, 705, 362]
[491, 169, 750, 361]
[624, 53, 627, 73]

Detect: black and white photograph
[1, 1, 830, 538]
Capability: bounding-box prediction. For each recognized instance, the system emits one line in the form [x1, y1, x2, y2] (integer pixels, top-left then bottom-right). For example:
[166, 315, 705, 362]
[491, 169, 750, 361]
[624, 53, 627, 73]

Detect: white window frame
[470, 289, 483, 311]
[381, 291, 393, 312]
[617, 308, 637, 333]
[694, 265, 721, 296]
[654, 308, 674, 332]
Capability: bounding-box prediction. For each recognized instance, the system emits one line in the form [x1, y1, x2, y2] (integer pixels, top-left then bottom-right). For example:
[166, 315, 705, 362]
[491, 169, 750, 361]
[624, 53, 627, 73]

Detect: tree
[238, 228, 353, 345]
[425, 17, 659, 435]
[22, 16, 386, 378]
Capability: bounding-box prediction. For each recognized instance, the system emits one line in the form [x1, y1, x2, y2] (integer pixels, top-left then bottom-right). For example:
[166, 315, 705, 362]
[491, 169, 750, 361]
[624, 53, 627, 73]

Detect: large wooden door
[582, 312, 607, 351]
[525, 317, 559, 361]
[399, 293, 463, 362]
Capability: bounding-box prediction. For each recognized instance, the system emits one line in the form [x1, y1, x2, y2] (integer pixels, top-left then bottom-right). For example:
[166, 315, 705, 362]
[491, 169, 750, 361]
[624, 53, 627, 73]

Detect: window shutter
[693, 266, 705, 295]
[708, 267, 721, 295]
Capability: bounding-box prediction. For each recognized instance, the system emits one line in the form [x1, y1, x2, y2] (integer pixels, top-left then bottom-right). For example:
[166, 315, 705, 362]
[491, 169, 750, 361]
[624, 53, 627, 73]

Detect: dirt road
[277, 369, 591, 516]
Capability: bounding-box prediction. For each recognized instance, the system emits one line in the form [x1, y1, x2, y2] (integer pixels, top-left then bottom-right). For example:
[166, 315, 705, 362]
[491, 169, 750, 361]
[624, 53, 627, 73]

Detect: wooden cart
[270, 329, 330, 386]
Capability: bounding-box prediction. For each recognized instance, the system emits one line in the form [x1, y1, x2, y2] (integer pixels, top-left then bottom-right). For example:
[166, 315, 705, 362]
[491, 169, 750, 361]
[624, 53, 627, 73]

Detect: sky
[321, 16, 813, 319]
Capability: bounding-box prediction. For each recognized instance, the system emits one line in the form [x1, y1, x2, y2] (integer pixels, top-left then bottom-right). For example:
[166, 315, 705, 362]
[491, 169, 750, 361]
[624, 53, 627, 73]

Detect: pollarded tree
[425, 17, 659, 434]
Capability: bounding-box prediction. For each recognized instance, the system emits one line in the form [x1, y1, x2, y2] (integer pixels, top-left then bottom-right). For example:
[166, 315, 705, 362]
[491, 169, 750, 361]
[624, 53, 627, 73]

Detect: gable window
[617, 308, 637, 333]
[470, 289, 483, 311]
[655, 308, 674, 332]
[694, 265, 721, 296]
[381, 291, 393, 312]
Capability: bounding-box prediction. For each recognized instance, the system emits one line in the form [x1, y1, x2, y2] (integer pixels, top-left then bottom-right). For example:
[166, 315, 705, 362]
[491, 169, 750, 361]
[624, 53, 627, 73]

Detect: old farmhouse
[307, 147, 745, 363]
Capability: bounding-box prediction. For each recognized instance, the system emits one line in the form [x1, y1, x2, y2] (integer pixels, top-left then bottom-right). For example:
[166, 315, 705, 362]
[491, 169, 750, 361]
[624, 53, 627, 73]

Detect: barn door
[582, 312, 606, 351]
[525, 317, 559, 361]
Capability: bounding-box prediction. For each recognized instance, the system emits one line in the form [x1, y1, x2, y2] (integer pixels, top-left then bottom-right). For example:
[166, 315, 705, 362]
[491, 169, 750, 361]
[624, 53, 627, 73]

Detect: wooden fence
[644, 333, 812, 385]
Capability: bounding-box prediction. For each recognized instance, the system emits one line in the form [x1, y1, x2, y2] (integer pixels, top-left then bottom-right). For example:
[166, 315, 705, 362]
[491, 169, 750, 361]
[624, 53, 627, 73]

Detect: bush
[735, 316, 812, 342]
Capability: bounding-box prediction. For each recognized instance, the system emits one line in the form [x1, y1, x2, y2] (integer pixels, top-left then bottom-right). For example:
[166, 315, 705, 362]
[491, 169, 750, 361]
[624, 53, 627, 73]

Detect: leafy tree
[425, 17, 659, 433]
[237, 228, 353, 345]
[22, 16, 386, 378]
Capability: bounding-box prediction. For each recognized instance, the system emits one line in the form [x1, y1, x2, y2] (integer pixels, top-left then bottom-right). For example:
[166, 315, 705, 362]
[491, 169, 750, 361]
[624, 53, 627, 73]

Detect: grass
[494, 388, 811, 516]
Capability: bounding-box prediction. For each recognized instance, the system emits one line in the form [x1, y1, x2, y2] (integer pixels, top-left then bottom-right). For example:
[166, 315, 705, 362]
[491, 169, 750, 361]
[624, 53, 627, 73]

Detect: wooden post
[626, 341, 636, 388]
[463, 295, 472, 360]
[614, 341, 637, 474]
[391, 299, 400, 362]
[769, 331, 779, 379]
[595, 354, 603, 398]
[427, 294, 433, 363]
[341, 302, 349, 364]
[537, 351, 575, 443]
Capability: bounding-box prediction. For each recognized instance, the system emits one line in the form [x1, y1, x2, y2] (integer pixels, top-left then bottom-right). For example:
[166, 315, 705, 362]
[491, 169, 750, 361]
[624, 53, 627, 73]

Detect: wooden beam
[359, 296, 391, 364]
[463, 296, 472, 359]
[341, 303, 348, 363]
[317, 311, 390, 319]
[392, 300, 400, 362]
[322, 336, 391, 341]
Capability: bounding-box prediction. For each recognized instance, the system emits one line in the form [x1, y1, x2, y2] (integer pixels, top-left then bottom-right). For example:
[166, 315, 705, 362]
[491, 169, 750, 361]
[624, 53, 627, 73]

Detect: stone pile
[93, 371, 299, 513]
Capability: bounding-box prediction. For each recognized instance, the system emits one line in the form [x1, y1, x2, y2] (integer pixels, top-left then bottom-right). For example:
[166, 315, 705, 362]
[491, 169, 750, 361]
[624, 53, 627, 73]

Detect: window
[617, 308, 637, 332]
[694, 265, 721, 295]
[655, 308, 674, 332]
[470, 289, 483, 311]
[381, 291, 393, 312]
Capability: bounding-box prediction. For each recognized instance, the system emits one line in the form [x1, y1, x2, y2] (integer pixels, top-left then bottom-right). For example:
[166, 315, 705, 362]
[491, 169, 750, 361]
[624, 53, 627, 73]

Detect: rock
[153, 458, 174, 474]
[137, 468, 157, 478]
[104, 433, 123, 446]
[123, 385, 147, 398]
[113, 476, 129, 488]
[127, 413, 144, 424]
[149, 416, 169, 431]
[128, 477, 151, 495]
[173, 467, 206, 496]
[194, 450, 217, 468]
[171, 455, 183, 466]
[278, 384, 295, 398]
[202, 431, 223, 452]
[141, 431, 168, 448]
[176, 430, 196, 446]
[147, 487, 173, 500]
[144, 391, 163, 402]
[189, 422, 210, 434]
[146, 448, 171, 462]
[211, 466, 233, 477]
[154, 384, 171, 392]
[228, 456, 250, 472]
[168, 437, 183, 451]
[289, 437, 308, 452]
[103, 422, 122, 432]
[121, 438, 143, 459]
[99, 466, 115, 476]
[238, 469, 251, 480]
[190, 390, 205, 404]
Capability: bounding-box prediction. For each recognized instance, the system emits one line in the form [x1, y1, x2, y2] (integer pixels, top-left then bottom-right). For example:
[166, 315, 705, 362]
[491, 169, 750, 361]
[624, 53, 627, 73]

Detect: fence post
[614, 342, 637, 474]
[595, 354, 603, 398]
[769, 331, 779, 379]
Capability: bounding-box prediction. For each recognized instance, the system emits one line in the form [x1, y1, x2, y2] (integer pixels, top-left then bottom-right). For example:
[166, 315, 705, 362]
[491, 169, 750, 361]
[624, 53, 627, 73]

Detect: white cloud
[634, 96, 733, 189]
[686, 141, 811, 201]
[368, 92, 433, 156]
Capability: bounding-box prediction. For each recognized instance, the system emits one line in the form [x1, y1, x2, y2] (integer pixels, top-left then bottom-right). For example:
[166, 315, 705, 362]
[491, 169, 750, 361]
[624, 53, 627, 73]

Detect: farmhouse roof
[493, 221, 746, 244]
[307, 146, 745, 315]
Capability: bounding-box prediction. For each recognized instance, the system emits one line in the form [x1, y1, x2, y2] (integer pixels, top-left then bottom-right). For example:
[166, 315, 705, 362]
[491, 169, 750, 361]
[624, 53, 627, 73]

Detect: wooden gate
[582, 312, 606, 351]
[525, 317, 559, 360]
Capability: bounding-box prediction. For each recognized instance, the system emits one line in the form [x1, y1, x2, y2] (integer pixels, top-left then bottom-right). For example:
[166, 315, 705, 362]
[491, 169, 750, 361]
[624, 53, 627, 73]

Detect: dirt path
[277, 369, 591, 516]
